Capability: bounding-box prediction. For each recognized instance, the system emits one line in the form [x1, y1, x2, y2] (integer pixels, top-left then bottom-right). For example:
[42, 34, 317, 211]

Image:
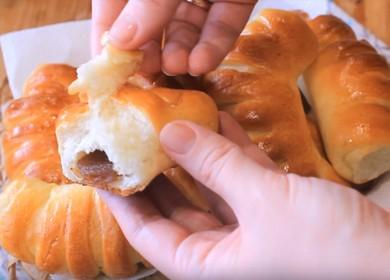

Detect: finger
[145, 176, 222, 232]
[189, 1, 255, 75]
[145, 175, 195, 217]
[196, 182, 237, 225]
[218, 111, 252, 147]
[162, 2, 207, 75]
[159, 121, 288, 221]
[219, 112, 281, 171]
[170, 207, 222, 232]
[139, 38, 162, 75]
[91, 0, 127, 56]
[99, 189, 228, 279]
[164, 167, 211, 211]
[109, 0, 182, 50]
[196, 112, 279, 225]
[98, 190, 192, 275]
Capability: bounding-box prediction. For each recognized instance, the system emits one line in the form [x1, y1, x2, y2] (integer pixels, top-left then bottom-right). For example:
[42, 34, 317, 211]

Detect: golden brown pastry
[2, 64, 78, 183]
[304, 15, 390, 184]
[307, 15, 356, 50]
[0, 178, 145, 279]
[1, 64, 148, 278]
[57, 44, 219, 196]
[23, 64, 77, 97]
[204, 9, 348, 185]
[1, 62, 214, 277]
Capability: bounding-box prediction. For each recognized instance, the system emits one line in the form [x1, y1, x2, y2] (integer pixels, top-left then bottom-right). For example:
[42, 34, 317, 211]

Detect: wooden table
[0, 1, 166, 279]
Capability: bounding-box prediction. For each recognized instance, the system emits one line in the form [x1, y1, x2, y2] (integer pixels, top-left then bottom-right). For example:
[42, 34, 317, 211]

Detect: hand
[91, 0, 257, 75]
[99, 113, 390, 279]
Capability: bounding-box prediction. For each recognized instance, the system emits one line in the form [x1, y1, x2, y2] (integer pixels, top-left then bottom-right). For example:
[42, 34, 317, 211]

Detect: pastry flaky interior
[0, 64, 148, 278]
[204, 9, 348, 185]
[304, 15, 390, 184]
[56, 44, 219, 196]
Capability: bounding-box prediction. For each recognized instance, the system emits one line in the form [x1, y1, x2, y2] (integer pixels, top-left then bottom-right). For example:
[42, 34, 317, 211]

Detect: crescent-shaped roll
[56, 44, 219, 196]
[304, 15, 390, 184]
[204, 9, 348, 185]
[0, 178, 146, 279]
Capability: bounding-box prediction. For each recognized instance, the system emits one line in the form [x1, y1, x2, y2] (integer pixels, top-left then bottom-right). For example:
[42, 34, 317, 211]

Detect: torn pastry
[56, 44, 218, 196]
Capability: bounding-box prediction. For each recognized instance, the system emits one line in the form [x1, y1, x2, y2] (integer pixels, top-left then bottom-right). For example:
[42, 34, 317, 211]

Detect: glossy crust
[204, 9, 348, 185]
[57, 84, 219, 196]
[307, 15, 356, 50]
[0, 64, 146, 278]
[23, 64, 77, 97]
[2, 64, 78, 183]
[305, 15, 390, 183]
[113, 86, 219, 133]
[0, 178, 144, 278]
[1, 63, 212, 278]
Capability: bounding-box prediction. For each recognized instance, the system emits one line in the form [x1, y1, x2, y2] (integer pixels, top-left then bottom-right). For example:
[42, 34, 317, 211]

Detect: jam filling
[77, 151, 118, 188]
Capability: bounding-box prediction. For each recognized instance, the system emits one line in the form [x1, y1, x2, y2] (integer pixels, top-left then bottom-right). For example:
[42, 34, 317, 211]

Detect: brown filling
[77, 151, 118, 188]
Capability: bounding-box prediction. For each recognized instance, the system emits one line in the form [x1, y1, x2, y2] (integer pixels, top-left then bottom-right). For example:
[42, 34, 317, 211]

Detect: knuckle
[198, 142, 241, 187]
[129, 213, 160, 241]
[207, 19, 242, 39]
[167, 21, 200, 46]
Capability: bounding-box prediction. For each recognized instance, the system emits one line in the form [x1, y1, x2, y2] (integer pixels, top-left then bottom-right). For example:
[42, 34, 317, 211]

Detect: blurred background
[334, 0, 390, 46]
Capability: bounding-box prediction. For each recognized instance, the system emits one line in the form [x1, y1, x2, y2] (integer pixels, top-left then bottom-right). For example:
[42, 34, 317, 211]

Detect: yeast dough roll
[305, 15, 390, 184]
[56, 43, 218, 196]
[0, 64, 146, 278]
[204, 9, 348, 185]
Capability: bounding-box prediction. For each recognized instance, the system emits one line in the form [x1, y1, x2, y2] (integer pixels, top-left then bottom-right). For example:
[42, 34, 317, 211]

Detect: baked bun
[1, 63, 211, 278]
[56, 44, 218, 196]
[304, 15, 390, 183]
[204, 9, 348, 185]
[56, 85, 218, 196]
[0, 178, 145, 278]
[307, 15, 356, 50]
[23, 64, 77, 97]
[1, 64, 148, 278]
[2, 64, 79, 183]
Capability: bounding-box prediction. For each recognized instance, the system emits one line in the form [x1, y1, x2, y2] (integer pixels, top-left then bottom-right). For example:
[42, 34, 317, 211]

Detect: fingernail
[160, 123, 196, 154]
[188, 70, 200, 77]
[162, 68, 175, 77]
[109, 22, 137, 46]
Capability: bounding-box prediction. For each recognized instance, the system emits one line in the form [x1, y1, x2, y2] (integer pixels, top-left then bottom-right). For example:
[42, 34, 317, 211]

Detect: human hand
[99, 113, 390, 279]
[91, 0, 256, 75]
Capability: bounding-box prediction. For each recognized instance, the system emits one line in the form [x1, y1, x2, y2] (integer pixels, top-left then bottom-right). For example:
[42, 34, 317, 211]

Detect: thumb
[160, 121, 288, 221]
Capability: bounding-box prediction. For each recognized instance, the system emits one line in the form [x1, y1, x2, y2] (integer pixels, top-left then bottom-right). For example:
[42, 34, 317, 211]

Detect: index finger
[189, 1, 256, 75]
[109, 0, 182, 50]
[98, 190, 191, 277]
[91, 0, 127, 56]
[99, 189, 232, 279]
